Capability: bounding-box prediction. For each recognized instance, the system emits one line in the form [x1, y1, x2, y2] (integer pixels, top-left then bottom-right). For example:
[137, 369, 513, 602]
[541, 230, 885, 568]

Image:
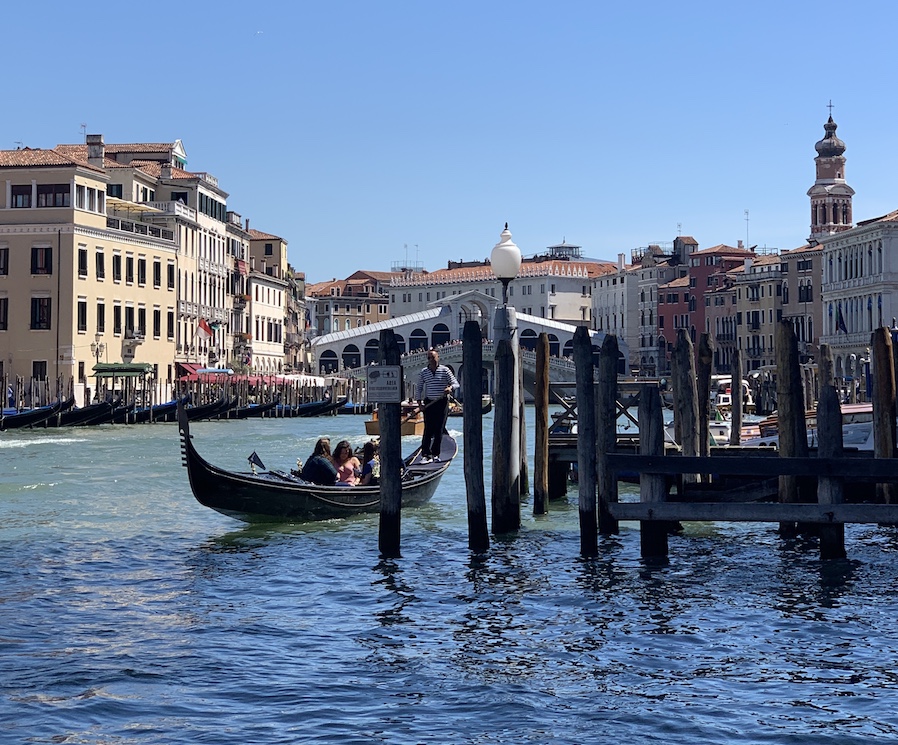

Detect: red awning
[176, 362, 203, 380]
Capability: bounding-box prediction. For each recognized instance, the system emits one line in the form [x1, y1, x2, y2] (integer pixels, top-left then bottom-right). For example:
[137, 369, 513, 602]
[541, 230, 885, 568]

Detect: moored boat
[178, 402, 456, 522]
[1, 397, 75, 430]
[365, 404, 425, 437]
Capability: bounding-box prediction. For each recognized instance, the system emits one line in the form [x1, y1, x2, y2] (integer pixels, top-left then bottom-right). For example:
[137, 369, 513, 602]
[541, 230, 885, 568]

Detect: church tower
[807, 111, 854, 241]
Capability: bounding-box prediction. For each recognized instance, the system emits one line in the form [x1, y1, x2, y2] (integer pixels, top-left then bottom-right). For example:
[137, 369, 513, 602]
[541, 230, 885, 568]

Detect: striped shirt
[416, 364, 459, 400]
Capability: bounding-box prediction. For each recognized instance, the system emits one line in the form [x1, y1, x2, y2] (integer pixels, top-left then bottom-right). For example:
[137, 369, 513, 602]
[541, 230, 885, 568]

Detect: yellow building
[0, 144, 179, 400]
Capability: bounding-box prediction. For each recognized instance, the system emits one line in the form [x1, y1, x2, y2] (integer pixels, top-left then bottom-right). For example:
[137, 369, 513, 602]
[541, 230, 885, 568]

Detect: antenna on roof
[80, 123, 87, 142]
[14, 141, 24, 150]
[744, 209, 750, 249]
[677, 222, 682, 236]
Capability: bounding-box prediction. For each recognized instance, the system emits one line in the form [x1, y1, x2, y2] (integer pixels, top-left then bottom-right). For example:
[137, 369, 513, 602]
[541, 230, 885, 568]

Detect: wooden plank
[609, 501, 898, 524]
[606, 453, 898, 481]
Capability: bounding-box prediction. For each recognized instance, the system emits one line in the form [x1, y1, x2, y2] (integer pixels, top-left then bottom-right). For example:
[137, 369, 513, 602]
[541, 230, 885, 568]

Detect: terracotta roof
[0, 147, 102, 172]
[781, 243, 820, 255]
[395, 260, 614, 286]
[689, 244, 755, 256]
[858, 209, 898, 226]
[659, 275, 691, 289]
[104, 143, 177, 153]
[249, 228, 284, 241]
[127, 160, 194, 179]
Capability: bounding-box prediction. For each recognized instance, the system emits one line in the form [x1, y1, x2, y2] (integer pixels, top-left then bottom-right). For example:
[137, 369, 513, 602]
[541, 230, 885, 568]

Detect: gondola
[0, 396, 75, 430]
[53, 399, 121, 427]
[183, 396, 236, 422]
[112, 397, 184, 424]
[178, 402, 457, 523]
[228, 400, 281, 420]
[448, 398, 493, 417]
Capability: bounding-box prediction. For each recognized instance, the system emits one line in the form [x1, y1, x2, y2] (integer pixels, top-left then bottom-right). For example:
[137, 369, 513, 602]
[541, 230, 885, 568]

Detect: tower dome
[815, 116, 846, 157]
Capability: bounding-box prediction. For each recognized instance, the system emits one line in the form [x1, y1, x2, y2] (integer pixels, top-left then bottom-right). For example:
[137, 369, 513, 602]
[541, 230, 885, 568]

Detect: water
[3, 412, 898, 743]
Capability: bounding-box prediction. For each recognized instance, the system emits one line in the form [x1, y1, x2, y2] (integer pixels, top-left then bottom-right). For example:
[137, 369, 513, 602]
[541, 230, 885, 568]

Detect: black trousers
[421, 397, 449, 457]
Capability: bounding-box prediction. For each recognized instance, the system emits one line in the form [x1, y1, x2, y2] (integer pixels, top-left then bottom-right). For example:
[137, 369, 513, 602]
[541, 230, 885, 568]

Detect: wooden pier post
[729, 347, 743, 446]
[573, 326, 598, 557]
[533, 332, 550, 515]
[671, 329, 699, 483]
[491, 339, 521, 534]
[519, 360, 529, 498]
[819, 343, 834, 388]
[871, 327, 897, 505]
[377, 329, 402, 558]
[817, 383, 846, 560]
[596, 334, 619, 535]
[776, 319, 809, 537]
[639, 384, 668, 558]
[697, 332, 714, 455]
[462, 320, 489, 553]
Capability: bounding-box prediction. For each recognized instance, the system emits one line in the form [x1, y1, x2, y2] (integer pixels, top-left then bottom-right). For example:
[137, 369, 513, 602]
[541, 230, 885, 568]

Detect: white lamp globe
[490, 223, 522, 281]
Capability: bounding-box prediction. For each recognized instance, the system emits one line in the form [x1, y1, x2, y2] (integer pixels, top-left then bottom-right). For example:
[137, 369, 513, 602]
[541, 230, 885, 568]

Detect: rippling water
[3, 412, 898, 744]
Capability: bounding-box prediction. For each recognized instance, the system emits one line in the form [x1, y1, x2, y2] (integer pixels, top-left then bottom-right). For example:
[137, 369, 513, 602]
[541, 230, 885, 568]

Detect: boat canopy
[91, 362, 153, 379]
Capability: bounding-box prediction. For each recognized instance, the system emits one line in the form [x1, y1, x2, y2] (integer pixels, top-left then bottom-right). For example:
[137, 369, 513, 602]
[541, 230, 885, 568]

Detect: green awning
[91, 363, 153, 379]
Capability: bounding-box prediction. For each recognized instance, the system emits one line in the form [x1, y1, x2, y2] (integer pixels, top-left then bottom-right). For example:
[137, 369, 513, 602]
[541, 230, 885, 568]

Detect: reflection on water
[2, 415, 898, 742]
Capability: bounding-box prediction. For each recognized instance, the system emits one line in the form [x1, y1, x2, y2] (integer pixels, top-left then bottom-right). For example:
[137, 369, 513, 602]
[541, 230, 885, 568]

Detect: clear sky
[4, 1, 898, 283]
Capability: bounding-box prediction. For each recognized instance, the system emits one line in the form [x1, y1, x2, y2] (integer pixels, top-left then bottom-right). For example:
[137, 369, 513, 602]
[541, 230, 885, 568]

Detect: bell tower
[807, 106, 854, 241]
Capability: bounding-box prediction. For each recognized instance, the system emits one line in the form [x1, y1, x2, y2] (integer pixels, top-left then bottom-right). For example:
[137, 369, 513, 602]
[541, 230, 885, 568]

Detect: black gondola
[183, 396, 237, 422]
[178, 402, 457, 523]
[112, 397, 184, 424]
[54, 399, 119, 427]
[228, 400, 281, 420]
[1, 397, 75, 430]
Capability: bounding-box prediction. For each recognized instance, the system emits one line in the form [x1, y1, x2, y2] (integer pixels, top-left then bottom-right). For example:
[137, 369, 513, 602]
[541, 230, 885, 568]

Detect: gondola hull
[178, 403, 456, 523]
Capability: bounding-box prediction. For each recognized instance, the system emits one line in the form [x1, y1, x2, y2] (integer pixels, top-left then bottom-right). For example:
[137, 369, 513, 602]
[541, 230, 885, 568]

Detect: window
[137, 307, 146, 337]
[11, 185, 31, 208]
[0, 297, 7, 331]
[112, 254, 122, 282]
[96, 251, 105, 279]
[153, 260, 161, 288]
[167, 310, 174, 339]
[31, 246, 52, 274]
[31, 297, 51, 329]
[167, 263, 175, 290]
[124, 306, 135, 337]
[107, 184, 123, 198]
[77, 299, 87, 332]
[113, 304, 122, 335]
[0, 247, 7, 276]
[78, 247, 88, 277]
[137, 258, 146, 286]
[32, 361, 48, 381]
[97, 302, 105, 333]
[36, 184, 70, 207]
[171, 191, 189, 204]
[126, 256, 134, 284]
[76, 185, 85, 209]
[265, 243, 273, 256]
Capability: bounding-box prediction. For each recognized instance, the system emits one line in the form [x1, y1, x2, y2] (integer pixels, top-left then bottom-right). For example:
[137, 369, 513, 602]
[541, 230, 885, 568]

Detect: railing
[146, 201, 197, 221]
[106, 217, 175, 243]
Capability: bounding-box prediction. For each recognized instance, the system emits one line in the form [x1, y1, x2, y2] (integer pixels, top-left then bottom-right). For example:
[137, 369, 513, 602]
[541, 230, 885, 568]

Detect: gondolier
[415, 348, 459, 463]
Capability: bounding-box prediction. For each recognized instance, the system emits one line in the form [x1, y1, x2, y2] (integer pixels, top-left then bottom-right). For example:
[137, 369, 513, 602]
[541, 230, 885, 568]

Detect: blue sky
[5, 1, 898, 283]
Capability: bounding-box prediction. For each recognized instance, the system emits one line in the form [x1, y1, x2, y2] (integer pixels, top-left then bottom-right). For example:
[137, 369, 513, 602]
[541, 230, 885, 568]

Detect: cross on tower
[828, 99, 834, 116]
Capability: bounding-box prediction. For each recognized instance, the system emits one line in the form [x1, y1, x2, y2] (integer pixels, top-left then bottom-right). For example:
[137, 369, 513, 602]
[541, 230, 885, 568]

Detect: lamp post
[490, 223, 522, 533]
[90, 333, 105, 402]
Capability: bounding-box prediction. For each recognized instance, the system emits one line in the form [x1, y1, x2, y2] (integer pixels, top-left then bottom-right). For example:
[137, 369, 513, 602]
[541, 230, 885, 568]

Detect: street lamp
[491, 222, 522, 305]
[490, 223, 522, 534]
[90, 333, 105, 402]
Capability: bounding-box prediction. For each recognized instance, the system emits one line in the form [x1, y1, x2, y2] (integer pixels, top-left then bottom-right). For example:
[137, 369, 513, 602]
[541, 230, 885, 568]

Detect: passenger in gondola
[332, 440, 361, 486]
[359, 440, 380, 486]
[300, 437, 338, 485]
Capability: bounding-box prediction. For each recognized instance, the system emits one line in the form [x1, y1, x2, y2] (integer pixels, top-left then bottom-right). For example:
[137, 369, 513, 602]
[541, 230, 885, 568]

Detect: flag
[836, 304, 848, 334]
[247, 451, 266, 471]
[194, 318, 213, 340]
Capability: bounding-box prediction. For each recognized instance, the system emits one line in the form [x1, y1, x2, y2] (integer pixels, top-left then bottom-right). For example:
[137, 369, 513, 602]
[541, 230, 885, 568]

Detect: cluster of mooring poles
[376, 318, 898, 562]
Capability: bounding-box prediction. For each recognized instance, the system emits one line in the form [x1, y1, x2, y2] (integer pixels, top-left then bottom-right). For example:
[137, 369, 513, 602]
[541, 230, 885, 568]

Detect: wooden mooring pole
[377, 329, 402, 558]
[491, 339, 520, 534]
[817, 383, 846, 560]
[533, 332, 550, 515]
[596, 334, 619, 535]
[639, 384, 668, 559]
[872, 327, 897, 505]
[671, 328, 699, 484]
[729, 347, 743, 446]
[697, 332, 714, 457]
[776, 319, 810, 537]
[573, 326, 598, 557]
[462, 321, 489, 553]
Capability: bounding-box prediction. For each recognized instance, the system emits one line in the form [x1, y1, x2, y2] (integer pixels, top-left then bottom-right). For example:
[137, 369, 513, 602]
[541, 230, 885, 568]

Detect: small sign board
[367, 365, 404, 403]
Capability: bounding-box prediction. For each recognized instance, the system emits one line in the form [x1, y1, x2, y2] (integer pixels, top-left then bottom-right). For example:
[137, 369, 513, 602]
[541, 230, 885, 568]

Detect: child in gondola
[359, 440, 380, 486]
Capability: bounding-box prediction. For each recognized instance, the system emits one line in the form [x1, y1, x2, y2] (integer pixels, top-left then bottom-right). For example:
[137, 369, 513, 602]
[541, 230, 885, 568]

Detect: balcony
[106, 217, 175, 243]
[145, 200, 197, 222]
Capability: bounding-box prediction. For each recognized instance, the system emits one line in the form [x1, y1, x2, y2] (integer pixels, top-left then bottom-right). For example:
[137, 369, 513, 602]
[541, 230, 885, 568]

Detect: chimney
[245, 218, 250, 232]
[618, 252, 625, 270]
[86, 134, 105, 167]
[161, 163, 172, 179]
[737, 240, 744, 249]
[744, 258, 753, 272]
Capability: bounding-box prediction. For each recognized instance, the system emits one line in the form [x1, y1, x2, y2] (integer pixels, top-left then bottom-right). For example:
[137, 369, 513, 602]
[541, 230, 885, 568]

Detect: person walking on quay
[415, 348, 459, 463]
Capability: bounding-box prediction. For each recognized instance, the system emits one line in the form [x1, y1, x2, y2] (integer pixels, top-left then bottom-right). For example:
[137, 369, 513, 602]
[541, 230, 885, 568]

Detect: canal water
[2, 410, 898, 743]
